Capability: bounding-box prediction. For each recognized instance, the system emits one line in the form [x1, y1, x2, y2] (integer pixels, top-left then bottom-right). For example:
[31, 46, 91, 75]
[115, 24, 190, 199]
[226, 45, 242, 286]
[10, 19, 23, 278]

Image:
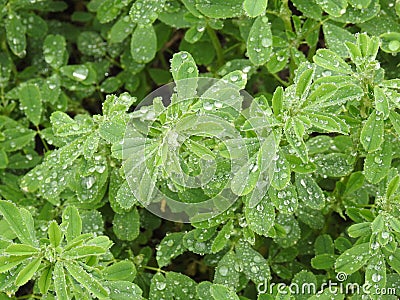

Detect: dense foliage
[0, 0, 400, 299]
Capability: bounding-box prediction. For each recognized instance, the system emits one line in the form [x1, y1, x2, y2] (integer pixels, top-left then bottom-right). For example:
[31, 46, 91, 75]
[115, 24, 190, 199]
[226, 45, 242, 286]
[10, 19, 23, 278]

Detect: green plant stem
[271, 72, 289, 87]
[207, 26, 224, 68]
[158, 51, 168, 70]
[106, 55, 122, 69]
[280, 0, 293, 33]
[144, 266, 166, 273]
[36, 126, 49, 153]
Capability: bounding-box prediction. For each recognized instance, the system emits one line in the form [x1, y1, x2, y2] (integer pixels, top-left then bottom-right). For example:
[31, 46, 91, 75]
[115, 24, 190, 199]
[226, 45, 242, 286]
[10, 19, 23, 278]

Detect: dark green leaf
[5, 12, 26, 58]
[156, 232, 185, 268]
[15, 257, 41, 287]
[247, 16, 272, 66]
[131, 25, 157, 63]
[243, 0, 268, 17]
[113, 208, 140, 241]
[313, 49, 352, 74]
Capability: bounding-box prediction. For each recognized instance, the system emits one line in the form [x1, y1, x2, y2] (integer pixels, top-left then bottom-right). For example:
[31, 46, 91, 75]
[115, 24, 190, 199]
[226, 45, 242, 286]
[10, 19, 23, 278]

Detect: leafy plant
[0, 0, 400, 299]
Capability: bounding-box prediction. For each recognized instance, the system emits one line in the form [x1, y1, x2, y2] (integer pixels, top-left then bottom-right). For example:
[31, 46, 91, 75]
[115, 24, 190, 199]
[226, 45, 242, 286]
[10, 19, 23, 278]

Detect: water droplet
[371, 273, 382, 282]
[72, 67, 88, 81]
[218, 266, 229, 276]
[156, 281, 166, 290]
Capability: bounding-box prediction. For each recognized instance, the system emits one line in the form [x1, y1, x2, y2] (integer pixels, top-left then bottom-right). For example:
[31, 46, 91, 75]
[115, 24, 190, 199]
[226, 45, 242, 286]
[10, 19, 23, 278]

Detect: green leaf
[292, 271, 317, 296]
[53, 262, 68, 300]
[386, 249, 400, 273]
[364, 139, 392, 184]
[357, 32, 380, 58]
[5, 12, 26, 58]
[149, 272, 171, 299]
[285, 118, 308, 163]
[197, 281, 213, 300]
[271, 149, 291, 190]
[105, 281, 143, 300]
[381, 79, 400, 89]
[184, 26, 205, 44]
[113, 208, 140, 241]
[306, 112, 349, 134]
[243, 0, 268, 17]
[38, 265, 53, 295]
[323, 22, 356, 57]
[295, 66, 314, 102]
[349, 0, 372, 8]
[314, 153, 354, 177]
[195, 0, 244, 18]
[231, 155, 260, 196]
[169, 52, 198, 85]
[348, 222, 371, 238]
[170, 51, 198, 99]
[365, 252, 386, 291]
[77, 31, 106, 57]
[131, 25, 157, 63]
[62, 206, 82, 242]
[315, 234, 334, 255]
[272, 86, 284, 118]
[129, 0, 164, 25]
[315, 0, 348, 17]
[245, 199, 275, 237]
[214, 250, 240, 289]
[0, 200, 36, 246]
[273, 213, 301, 247]
[270, 184, 298, 214]
[210, 284, 240, 300]
[322, 84, 364, 108]
[247, 16, 272, 66]
[389, 111, 400, 137]
[60, 64, 90, 82]
[335, 237, 352, 253]
[313, 49, 352, 74]
[371, 214, 384, 234]
[0, 256, 29, 273]
[48, 221, 62, 247]
[386, 175, 400, 199]
[43, 34, 68, 69]
[374, 86, 390, 119]
[211, 220, 234, 253]
[291, 0, 323, 20]
[267, 49, 290, 74]
[62, 245, 106, 259]
[103, 260, 137, 281]
[109, 15, 135, 43]
[0, 127, 36, 152]
[0, 53, 12, 87]
[115, 182, 137, 211]
[344, 171, 365, 195]
[303, 83, 337, 109]
[99, 118, 125, 144]
[15, 257, 41, 287]
[5, 244, 39, 256]
[295, 174, 325, 210]
[64, 261, 109, 299]
[360, 110, 384, 152]
[165, 272, 197, 298]
[102, 93, 136, 116]
[346, 41, 363, 63]
[100, 77, 122, 93]
[156, 232, 185, 268]
[335, 242, 370, 274]
[96, 0, 125, 23]
[235, 241, 270, 285]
